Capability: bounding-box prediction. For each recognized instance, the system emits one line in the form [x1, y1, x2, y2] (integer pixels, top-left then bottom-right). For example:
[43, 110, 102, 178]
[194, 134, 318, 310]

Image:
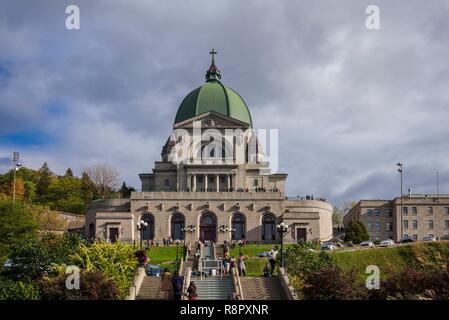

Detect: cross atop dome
[206, 48, 221, 82]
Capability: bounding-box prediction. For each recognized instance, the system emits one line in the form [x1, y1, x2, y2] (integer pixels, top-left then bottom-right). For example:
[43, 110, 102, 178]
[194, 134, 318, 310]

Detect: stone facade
[84, 57, 333, 245]
[343, 195, 449, 241]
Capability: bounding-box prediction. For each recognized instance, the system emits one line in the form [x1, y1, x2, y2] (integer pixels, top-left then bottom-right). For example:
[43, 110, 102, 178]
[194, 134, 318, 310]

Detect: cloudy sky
[1, 0, 449, 207]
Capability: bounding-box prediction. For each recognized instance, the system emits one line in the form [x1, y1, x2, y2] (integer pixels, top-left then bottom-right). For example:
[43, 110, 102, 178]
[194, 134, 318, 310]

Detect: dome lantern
[206, 48, 221, 82]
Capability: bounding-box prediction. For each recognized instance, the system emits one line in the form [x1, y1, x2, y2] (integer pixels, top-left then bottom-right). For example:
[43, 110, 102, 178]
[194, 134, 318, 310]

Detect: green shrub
[0, 277, 40, 300]
[39, 270, 119, 300]
[71, 241, 138, 299]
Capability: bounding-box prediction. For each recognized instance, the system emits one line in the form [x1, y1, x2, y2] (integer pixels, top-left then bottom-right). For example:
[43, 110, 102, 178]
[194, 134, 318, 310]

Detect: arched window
[171, 213, 185, 240]
[232, 213, 246, 240]
[200, 213, 217, 243]
[262, 214, 276, 241]
[141, 213, 154, 240]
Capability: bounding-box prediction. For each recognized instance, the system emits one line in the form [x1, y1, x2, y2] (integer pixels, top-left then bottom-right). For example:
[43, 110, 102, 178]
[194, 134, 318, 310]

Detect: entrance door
[109, 227, 119, 243]
[200, 213, 217, 243]
[296, 228, 307, 242]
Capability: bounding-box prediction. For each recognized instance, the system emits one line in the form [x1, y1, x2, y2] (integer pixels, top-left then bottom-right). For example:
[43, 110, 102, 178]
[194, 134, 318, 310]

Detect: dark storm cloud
[1, 0, 449, 206]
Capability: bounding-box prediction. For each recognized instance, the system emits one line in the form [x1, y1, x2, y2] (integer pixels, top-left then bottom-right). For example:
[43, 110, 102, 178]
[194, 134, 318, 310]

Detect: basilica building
[85, 51, 333, 244]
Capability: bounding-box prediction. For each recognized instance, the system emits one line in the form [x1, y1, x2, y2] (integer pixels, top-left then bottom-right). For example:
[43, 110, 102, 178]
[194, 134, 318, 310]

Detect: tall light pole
[181, 225, 196, 260]
[137, 220, 148, 249]
[12, 152, 22, 205]
[397, 163, 403, 241]
[276, 222, 288, 269]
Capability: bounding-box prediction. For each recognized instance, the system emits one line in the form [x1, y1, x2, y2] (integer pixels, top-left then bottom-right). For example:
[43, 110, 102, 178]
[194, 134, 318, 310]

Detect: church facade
[85, 51, 333, 244]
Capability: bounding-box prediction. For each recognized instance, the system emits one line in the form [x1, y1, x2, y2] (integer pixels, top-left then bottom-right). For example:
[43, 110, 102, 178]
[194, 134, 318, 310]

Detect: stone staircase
[240, 277, 286, 300]
[193, 276, 235, 300]
[136, 276, 164, 300]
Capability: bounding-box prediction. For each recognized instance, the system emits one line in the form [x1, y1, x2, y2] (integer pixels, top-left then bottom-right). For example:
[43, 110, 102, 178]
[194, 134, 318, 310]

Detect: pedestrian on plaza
[268, 246, 278, 275]
[238, 253, 247, 277]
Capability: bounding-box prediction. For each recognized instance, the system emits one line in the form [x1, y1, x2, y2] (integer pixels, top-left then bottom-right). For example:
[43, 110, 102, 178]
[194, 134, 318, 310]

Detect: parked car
[380, 239, 395, 247]
[400, 236, 415, 243]
[440, 234, 449, 240]
[145, 264, 161, 276]
[320, 242, 336, 250]
[422, 236, 437, 242]
[360, 241, 374, 247]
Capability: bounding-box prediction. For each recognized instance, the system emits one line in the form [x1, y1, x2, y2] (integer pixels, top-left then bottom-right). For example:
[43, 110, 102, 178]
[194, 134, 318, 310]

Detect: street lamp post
[137, 220, 148, 249]
[181, 225, 196, 260]
[276, 222, 289, 269]
[175, 239, 181, 265]
[397, 163, 403, 241]
[12, 152, 22, 205]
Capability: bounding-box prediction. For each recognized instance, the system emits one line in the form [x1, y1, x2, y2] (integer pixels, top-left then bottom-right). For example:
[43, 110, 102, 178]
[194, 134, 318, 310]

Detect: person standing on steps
[161, 268, 173, 300]
[187, 281, 197, 300]
[238, 253, 247, 277]
[268, 246, 278, 275]
[171, 271, 184, 300]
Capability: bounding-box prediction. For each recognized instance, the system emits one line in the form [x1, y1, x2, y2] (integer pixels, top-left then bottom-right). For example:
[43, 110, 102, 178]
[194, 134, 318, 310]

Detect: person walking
[171, 271, 184, 300]
[268, 246, 278, 275]
[161, 268, 173, 300]
[238, 253, 247, 277]
[263, 262, 271, 277]
[229, 256, 236, 275]
[222, 256, 228, 275]
[187, 281, 198, 300]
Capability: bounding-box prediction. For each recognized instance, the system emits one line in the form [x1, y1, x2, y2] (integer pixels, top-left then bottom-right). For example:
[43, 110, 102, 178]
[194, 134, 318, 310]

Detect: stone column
[204, 174, 208, 192]
[187, 173, 191, 191]
[216, 174, 220, 192]
[193, 174, 197, 192]
[227, 174, 231, 190]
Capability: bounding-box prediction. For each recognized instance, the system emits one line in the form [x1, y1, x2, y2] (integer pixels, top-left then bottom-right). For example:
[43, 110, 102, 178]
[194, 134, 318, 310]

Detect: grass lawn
[146, 246, 179, 263]
[330, 241, 449, 279]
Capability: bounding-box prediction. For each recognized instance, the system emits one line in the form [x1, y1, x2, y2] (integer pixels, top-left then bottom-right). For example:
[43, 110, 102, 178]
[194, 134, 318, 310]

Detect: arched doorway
[232, 213, 246, 240]
[200, 212, 217, 243]
[141, 213, 155, 240]
[88, 223, 95, 241]
[171, 213, 185, 240]
[262, 214, 276, 241]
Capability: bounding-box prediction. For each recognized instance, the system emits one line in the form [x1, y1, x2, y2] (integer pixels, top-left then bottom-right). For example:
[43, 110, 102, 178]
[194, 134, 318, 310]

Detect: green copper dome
[174, 50, 253, 127]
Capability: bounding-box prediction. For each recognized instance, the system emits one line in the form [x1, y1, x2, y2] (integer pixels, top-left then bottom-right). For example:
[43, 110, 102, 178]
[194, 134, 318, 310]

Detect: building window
[164, 179, 170, 187]
[88, 223, 95, 241]
[412, 207, 417, 215]
[374, 209, 380, 217]
[413, 234, 418, 241]
[403, 220, 409, 229]
[402, 207, 408, 215]
[427, 207, 433, 215]
[171, 213, 185, 241]
[367, 209, 372, 217]
[428, 220, 434, 229]
[445, 207, 449, 215]
[198, 176, 203, 183]
[386, 208, 393, 217]
[253, 179, 259, 186]
[412, 220, 418, 229]
[141, 213, 155, 240]
[367, 222, 372, 231]
[375, 222, 381, 232]
[445, 220, 449, 229]
[262, 214, 276, 241]
[232, 213, 246, 240]
[386, 222, 393, 231]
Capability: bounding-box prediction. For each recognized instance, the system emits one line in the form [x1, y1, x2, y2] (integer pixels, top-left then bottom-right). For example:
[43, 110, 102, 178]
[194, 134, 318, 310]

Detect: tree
[333, 201, 357, 226]
[64, 168, 74, 177]
[85, 165, 120, 199]
[36, 162, 53, 200]
[0, 200, 39, 262]
[46, 176, 85, 214]
[81, 171, 96, 202]
[344, 221, 370, 244]
[119, 181, 135, 198]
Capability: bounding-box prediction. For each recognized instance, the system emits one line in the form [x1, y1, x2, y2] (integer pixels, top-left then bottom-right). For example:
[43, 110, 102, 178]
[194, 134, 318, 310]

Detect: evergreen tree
[80, 171, 95, 202]
[65, 168, 74, 177]
[344, 221, 370, 244]
[36, 162, 52, 200]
